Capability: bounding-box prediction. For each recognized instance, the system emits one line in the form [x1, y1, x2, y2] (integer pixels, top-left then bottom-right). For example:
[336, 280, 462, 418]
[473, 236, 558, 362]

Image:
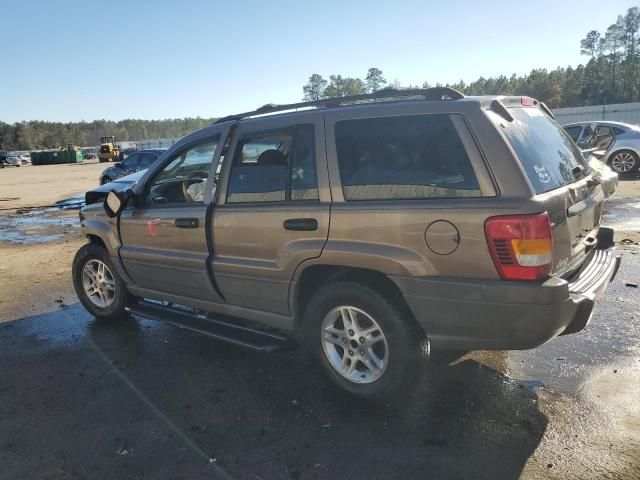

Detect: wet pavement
[1, 303, 547, 480]
[604, 197, 640, 236]
[0, 195, 83, 244]
[473, 247, 640, 394]
[1, 250, 639, 479]
[0, 211, 79, 244]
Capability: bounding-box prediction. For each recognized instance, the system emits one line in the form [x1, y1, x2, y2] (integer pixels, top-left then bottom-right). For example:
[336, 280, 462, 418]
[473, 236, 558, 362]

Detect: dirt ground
[0, 161, 107, 321]
[0, 160, 106, 210]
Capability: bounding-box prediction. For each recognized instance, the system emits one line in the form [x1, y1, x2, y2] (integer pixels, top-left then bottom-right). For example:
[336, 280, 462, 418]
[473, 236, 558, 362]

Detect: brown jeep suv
[73, 88, 620, 400]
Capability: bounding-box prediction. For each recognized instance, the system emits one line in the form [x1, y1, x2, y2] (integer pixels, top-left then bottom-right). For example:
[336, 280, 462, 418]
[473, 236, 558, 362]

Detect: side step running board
[127, 301, 296, 353]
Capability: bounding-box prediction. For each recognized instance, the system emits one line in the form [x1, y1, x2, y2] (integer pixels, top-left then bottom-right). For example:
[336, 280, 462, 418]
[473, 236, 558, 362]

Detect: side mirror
[104, 189, 133, 218]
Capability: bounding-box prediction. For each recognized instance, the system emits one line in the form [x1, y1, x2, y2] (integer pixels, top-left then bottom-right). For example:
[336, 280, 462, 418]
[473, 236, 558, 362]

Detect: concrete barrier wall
[554, 102, 640, 126]
[132, 138, 181, 150]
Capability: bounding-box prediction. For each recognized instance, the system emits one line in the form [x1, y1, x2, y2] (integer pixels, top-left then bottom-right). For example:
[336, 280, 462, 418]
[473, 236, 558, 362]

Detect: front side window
[146, 140, 218, 205]
[121, 153, 139, 169]
[138, 152, 158, 169]
[578, 125, 594, 148]
[335, 114, 481, 201]
[564, 126, 582, 143]
[226, 124, 318, 203]
[591, 125, 614, 150]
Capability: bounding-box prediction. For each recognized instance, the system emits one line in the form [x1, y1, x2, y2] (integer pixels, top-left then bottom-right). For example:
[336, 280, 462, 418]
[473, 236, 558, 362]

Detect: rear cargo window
[497, 108, 589, 194]
[335, 114, 481, 201]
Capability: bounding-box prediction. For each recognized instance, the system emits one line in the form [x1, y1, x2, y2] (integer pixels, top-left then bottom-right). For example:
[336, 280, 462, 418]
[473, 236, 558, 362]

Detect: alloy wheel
[611, 152, 637, 173]
[81, 259, 116, 308]
[321, 306, 389, 384]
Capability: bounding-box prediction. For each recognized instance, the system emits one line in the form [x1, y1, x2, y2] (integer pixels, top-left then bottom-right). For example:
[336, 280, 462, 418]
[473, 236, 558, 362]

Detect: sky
[0, 0, 637, 123]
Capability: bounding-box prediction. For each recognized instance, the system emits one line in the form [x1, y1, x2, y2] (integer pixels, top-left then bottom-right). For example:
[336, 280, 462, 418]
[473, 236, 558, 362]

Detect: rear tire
[610, 150, 639, 174]
[72, 243, 129, 320]
[303, 281, 427, 401]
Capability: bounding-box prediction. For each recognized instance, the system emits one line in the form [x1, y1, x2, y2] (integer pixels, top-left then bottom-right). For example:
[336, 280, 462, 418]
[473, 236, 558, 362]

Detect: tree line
[0, 117, 215, 152]
[302, 6, 640, 108]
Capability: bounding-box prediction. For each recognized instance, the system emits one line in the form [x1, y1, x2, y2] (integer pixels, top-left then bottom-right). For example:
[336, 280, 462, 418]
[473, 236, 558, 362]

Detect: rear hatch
[494, 102, 608, 276]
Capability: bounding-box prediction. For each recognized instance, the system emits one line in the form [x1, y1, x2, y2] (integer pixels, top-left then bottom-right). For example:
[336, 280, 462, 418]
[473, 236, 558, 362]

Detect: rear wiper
[586, 175, 601, 188]
[572, 164, 601, 187]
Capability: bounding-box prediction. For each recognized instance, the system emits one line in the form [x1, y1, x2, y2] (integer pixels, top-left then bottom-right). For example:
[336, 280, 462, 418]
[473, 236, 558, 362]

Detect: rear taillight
[484, 213, 553, 281]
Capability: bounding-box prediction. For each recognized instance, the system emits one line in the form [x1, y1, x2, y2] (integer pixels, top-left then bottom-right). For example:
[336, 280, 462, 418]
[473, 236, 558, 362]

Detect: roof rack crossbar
[214, 87, 465, 124]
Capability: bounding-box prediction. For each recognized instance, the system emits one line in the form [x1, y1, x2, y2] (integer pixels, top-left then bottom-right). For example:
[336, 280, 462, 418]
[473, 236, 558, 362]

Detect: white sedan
[3, 153, 30, 167]
[5, 155, 23, 167]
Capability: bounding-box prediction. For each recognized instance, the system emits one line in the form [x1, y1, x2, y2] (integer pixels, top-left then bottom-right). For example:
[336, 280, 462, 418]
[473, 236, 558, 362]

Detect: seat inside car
[256, 149, 287, 165]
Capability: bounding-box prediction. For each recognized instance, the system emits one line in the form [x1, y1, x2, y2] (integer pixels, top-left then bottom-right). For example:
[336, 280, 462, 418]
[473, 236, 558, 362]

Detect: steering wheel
[182, 171, 205, 203]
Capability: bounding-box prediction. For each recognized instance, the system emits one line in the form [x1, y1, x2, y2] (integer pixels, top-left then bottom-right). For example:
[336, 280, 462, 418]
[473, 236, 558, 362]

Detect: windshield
[495, 107, 590, 194]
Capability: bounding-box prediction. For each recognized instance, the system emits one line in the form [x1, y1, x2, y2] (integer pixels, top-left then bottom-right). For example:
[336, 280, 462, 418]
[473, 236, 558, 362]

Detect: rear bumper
[392, 241, 621, 351]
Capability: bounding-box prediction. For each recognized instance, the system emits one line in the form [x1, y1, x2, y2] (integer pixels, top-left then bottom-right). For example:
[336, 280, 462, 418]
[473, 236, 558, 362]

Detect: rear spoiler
[489, 97, 556, 122]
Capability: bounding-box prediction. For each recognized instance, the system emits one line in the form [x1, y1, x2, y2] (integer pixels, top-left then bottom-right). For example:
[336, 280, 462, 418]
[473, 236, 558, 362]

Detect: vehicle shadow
[0, 304, 547, 480]
[617, 171, 640, 181]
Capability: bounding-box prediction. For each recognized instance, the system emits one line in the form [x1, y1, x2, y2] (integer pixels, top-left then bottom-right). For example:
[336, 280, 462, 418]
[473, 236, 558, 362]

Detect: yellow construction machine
[98, 136, 122, 163]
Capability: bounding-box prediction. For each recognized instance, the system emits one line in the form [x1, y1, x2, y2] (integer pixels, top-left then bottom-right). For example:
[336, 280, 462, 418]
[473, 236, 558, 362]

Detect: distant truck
[98, 136, 122, 163]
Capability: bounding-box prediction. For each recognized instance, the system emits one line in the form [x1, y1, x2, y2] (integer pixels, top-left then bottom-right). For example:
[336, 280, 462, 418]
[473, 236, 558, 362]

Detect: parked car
[4, 154, 24, 167]
[72, 88, 620, 400]
[563, 121, 640, 174]
[83, 147, 98, 160]
[17, 152, 31, 164]
[98, 149, 165, 185]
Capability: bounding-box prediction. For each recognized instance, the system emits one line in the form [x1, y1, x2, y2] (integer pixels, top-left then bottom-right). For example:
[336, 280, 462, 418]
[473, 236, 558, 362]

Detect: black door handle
[175, 218, 199, 228]
[283, 218, 318, 231]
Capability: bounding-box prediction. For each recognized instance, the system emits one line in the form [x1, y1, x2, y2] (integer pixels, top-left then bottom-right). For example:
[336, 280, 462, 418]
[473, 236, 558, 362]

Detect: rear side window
[335, 114, 481, 201]
[226, 124, 318, 203]
[496, 108, 589, 194]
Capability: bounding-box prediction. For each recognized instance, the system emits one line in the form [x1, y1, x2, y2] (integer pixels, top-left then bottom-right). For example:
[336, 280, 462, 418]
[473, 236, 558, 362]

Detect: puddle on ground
[0, 194, 86, 244]
[0, 210, 80, 244]
[603, 200, 640, 232]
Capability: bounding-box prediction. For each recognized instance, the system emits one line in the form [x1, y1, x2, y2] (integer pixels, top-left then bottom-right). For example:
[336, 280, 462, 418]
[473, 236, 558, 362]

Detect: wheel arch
[81, 220, 119, 256]
[87, 234, 107, 250]
[290, 264, 419, 335]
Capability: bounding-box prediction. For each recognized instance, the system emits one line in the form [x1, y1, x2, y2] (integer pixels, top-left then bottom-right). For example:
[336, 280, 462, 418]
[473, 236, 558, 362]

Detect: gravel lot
[0, 162, 639, 479]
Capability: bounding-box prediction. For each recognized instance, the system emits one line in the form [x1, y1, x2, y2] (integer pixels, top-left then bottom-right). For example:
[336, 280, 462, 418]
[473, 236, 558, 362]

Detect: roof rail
[214, 87, 465, 124]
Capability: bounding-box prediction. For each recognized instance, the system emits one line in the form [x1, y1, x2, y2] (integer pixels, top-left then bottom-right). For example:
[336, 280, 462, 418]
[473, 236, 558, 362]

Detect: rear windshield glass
[496, 108, 589, 193]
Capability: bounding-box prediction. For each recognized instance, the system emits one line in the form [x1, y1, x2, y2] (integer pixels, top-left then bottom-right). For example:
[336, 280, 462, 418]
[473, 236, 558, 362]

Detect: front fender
[80, 214, 120, 257]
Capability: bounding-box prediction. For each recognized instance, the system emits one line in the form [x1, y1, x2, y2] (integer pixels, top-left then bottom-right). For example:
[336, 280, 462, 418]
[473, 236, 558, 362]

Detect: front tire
[303, 281, 427, 401]
[610, 150, 639, 174]
[72, 243, 129, 319]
